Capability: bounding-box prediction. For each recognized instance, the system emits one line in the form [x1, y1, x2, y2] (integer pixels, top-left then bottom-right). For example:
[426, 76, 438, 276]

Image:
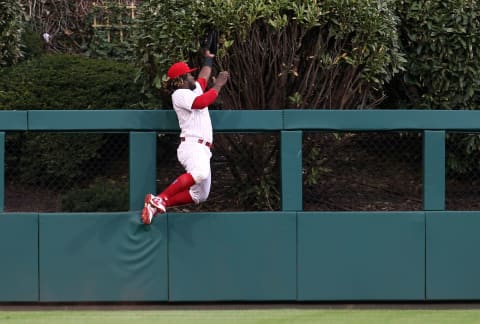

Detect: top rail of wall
[2, 110, 480, 132]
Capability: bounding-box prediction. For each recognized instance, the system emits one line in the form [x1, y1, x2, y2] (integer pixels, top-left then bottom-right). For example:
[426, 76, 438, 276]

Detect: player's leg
[159, 172, 195, 200]
[148, 143, 210, 206]
[164, 190, 194, 207]
[189, 170, 211, 204]
[164, 169, 211, 207]
[160, 142, 210, 203]
[142, 143, 210, 223]
[142, 177, 191, 223]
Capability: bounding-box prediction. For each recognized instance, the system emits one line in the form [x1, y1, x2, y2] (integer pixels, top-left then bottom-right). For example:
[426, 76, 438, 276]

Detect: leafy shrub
[0, 54, 161, 188]
[85, 1, 136, 61]
[0, 0, 25, 66]
[60, 178, 128, 212]
[135, 0, 405, 109]
[8, 132, 107, 187]
[0, 54, 162, 109]
[21, 23, 44, 60]
[87, 29, 135, 61]
[390, 1, 480, 178]
[20, 0, 92, 53]
[134, 0, 203, 91]
[393, 0, 480, 110]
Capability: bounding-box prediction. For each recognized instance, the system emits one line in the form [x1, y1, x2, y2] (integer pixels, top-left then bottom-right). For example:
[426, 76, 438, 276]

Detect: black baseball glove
[201, 29, 218, 55]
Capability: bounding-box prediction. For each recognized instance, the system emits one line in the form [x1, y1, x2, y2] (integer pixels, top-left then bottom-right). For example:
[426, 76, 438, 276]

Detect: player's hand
[214, 71, 229, 87]
[203, 48, 215, 58]
[201, 30, 217, 57]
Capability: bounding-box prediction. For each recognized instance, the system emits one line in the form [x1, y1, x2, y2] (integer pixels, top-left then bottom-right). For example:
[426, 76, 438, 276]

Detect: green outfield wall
[1, 110, 480, 302]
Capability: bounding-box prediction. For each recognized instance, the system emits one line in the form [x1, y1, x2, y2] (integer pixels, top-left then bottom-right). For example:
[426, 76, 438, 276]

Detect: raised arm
[197, 50, 215, 84]
[192, 71, 229, 109]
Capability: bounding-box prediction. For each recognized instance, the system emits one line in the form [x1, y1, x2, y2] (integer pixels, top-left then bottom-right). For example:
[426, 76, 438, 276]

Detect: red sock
[160, 173, 195, 200]
[165, 190, 194, 207]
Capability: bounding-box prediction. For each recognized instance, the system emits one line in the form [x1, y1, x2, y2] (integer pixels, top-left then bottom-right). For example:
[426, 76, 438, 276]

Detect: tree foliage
[135, 0, 405, 109]
[61, 177, 128, 212]
[393, 0, 480, 110]
[19, 0, 139, 57]
[0, 54, 160, 109]
[86, 1, 137, 61]
[20, 0, 94, 53]
[0, 0, 25, 67]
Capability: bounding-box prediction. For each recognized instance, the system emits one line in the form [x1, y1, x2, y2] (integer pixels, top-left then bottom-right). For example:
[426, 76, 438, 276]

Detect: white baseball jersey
[171, 81, 213, 143]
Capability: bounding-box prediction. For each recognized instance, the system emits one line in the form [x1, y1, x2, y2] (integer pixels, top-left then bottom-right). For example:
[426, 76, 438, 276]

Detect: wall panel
[0, 213, 38, 302]
[39, 212, 168, 302]
[168, 212, 297, 301]
[298, 212, 425, 300]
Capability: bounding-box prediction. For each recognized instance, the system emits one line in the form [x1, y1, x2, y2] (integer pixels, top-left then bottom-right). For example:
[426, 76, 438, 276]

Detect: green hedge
[0, 0, 24, 67]
[0, 55, 162, 211]
[394, 0, 480, 110]
[0, 54, 161, 110]
[21, 24, 46, 61]
[60, 178, 128, 212]
[135, 0, 405, 108]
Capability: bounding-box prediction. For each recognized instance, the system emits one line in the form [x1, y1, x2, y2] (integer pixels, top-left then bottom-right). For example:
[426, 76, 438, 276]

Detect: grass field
[3, 309, 480, 324]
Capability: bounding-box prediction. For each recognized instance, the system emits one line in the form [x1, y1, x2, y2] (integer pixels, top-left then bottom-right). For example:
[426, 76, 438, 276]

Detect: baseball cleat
[146, 194, 167, 214]
[141, 194, 158, 225]
[141, 203, 157, 225]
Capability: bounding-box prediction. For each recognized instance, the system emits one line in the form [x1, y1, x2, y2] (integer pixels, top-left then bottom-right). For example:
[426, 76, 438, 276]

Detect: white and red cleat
[146, 194, 167, 214]
[141, 202, 156, 225]
[141, 194, 166, 225]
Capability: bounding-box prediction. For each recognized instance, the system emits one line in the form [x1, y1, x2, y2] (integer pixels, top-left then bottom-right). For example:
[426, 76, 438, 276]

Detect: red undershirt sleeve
[191, 89, 218, 109]
[197, 78, 207, 91]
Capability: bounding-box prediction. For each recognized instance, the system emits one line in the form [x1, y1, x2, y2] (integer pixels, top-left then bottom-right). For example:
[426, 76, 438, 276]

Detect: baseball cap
[167, 62, 198, 79]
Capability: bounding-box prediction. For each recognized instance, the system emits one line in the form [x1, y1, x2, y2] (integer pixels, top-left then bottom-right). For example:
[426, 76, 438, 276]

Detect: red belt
[180, 137, 213, 148]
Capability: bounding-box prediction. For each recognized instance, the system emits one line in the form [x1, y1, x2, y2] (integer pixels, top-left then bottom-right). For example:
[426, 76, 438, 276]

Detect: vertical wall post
[0, 132, 4, 212]
[423, 130, 446, 211]
[281, 130, 303, 211]
[129, 132, 157, 210]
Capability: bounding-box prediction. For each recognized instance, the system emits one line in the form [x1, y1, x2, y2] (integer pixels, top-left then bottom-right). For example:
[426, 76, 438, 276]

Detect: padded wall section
[0, 213, 38, 301]
[39, 212, 167, 302]
[168, 212, 296, 301]
[298, 212, 425, 301]
[427, 212, 480, 300]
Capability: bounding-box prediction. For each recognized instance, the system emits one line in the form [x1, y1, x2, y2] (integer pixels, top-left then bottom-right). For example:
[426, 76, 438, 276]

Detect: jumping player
[141, 48, 229, 224]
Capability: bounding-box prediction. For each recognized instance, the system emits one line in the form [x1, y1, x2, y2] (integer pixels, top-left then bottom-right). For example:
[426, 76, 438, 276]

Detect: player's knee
[191, 190, 209, 204]
[196, 191, 210, 204]
[191, 169, 210, 183]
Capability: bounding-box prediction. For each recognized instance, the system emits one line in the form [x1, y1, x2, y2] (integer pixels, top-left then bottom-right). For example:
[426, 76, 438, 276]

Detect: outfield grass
[2, 309, 480, 324]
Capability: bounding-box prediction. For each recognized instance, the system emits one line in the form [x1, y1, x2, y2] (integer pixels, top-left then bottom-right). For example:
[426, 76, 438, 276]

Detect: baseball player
[141, 47, 229, 224]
